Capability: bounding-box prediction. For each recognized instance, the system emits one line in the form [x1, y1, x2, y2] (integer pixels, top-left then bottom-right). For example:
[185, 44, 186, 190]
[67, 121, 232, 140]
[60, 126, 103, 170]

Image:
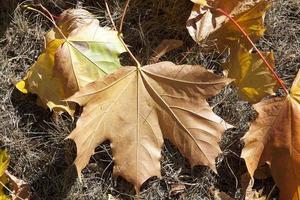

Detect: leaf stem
[119, 36, 141, 68]
[24, 5, 68, 41]
[104, 0, 141, 68]
[104, 0, 117, 31]
[119, 0, 130, 33]
[214, 8, 289, 95]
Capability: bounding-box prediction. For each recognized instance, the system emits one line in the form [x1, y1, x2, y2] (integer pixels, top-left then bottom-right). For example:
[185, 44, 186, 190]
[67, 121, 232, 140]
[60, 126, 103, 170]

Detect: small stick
[104, 0, 140, 67]
[24, 5, 67, 41]
[119, 0, 131, 33]
[119, 36, 141, 68]
[104, 0, 117, 31]
[215, 8, 289, 95]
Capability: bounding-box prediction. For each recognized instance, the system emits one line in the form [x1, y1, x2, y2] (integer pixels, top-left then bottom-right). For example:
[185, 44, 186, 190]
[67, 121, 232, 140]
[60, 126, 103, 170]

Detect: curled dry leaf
[210, 187, 234, 200]
[187, 0, 271, 50]
[67, 61, 233, 191]
[241, 69, 300, 200]
[190, 0, 209, 6]
[0, 149, 10, 200]
[241, 173, 266, 200]
[5, 172, 29, 200]
[0, 150, 29, 200]
[149, 39, 183, 64]
[16, 9, 126, 116]
[223, 43, 278, 103]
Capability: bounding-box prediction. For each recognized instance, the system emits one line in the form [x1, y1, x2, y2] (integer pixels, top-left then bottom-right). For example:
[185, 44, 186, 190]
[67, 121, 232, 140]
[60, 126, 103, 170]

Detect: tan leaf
[67, 61, 233, 191]
[5, 172, 29, 200]
[149, 39, 183, 64]
[190, 0, 209, 6]
[0, 149, 10, 200]
[16, 9, 126, 116]
[210, 187, 234, 200]
[0, 150, 29, 200]
[223, 44, 278, 103]
[241, 69, 300, 200]
[187, 0, 271, 50]
[241, 173, 266, 200]
[169, 183, 186, 196]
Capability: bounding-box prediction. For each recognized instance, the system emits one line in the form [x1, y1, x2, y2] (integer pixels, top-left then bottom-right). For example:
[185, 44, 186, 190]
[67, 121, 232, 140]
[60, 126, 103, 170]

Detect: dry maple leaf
[149, 39, 183, 64]
[0, 149, 29, 200]
[16, 9, 126, 116]
[241, 69, 300, 200]
[67, 61, 233, 191]
[223, 43, 278, 103]
[190, 0, 209, 6]
[187, 0, 271, 50]
[0, 149, 10, 200]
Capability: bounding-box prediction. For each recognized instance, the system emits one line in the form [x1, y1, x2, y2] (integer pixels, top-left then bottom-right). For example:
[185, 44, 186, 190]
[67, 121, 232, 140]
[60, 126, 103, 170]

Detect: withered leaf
[67, 61, 232, 191]
[223, 43, 278, 103]
[187, 0, 271, 50]
[242, 69, 300, 200]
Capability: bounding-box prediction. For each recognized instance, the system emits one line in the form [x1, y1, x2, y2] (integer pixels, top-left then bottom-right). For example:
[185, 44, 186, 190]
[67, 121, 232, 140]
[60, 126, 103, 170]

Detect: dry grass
[0, 0, 299, 199]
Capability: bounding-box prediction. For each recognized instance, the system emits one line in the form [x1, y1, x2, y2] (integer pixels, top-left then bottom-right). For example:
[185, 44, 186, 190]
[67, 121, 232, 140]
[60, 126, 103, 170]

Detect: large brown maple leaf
[67, 61, 232, 191]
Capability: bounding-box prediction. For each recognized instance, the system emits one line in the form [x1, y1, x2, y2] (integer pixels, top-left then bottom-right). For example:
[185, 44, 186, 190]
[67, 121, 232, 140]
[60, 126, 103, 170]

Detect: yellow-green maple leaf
[16, 9, 126, 116]
[223, 44, 278, 103]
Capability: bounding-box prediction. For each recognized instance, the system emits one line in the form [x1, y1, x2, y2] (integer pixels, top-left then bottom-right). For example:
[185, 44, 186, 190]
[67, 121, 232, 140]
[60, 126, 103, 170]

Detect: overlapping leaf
[67, 61, 233, 191]
[187, 0, 271, 50]
[223, 44, 278, 103]
[241, 69, 300, 200]
[0, 149, 29, 200]
[190, 0, 209, 6]
[0, 149, 10, 200]
[16, 9, 126, 116]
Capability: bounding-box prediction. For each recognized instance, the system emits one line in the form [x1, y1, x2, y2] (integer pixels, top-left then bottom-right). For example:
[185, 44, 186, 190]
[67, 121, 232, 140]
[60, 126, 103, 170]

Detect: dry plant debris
[0, 149, 29, 200]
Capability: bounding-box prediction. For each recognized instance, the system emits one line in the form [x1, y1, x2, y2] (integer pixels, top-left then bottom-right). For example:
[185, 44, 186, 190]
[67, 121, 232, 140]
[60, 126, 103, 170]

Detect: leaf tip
[15, 80, 28, 94]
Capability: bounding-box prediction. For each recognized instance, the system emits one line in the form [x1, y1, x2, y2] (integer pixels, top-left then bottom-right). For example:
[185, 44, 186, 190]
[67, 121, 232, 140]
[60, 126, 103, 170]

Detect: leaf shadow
[10, 88, 78, 199]
[30, 139, 78, 200]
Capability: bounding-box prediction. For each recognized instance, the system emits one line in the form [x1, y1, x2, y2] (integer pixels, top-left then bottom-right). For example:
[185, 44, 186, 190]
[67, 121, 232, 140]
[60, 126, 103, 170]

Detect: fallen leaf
[241, 173, 267, 200]
[169, 183, 185, 196]
[67, 61, 233, 191]
[241, 69, 300, 200]
[0, 150, 29, 200]
[6, 172, 29, 200]
[210, 187, 234, 200]
[149, 39, 183, 64]
[187, 0, 271, 50]
[0, 149, 10, 200]
[108, 194, 120, 200]
[16, 9, 126, 116]
[190, 0, 209, 6]
[223, 43, 278, 103]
